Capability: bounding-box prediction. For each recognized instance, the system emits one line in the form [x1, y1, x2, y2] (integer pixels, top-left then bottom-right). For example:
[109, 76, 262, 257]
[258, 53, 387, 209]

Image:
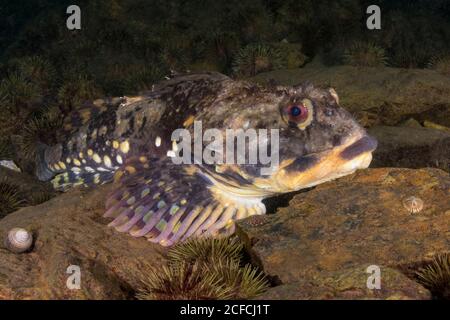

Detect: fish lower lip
[340, 135, 378, 160]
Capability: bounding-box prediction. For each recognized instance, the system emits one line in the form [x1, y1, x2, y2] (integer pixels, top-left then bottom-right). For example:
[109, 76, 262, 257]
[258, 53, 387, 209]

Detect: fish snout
[339, 134, 378, 160]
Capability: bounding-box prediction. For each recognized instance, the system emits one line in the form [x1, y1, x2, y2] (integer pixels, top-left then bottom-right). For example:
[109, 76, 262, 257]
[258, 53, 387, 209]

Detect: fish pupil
[291, 105, 302, 117]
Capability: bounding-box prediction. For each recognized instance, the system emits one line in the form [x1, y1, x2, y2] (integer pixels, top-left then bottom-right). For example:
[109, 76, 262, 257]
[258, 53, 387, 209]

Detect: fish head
[205, 82, 377, 195]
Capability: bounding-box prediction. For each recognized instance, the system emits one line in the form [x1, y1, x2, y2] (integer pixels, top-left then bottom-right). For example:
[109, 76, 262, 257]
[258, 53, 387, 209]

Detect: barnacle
[0, 178, 25, 218]
[135, 261, 233, 300]
[232, 43, 283, 77]
[428, 56, 450, 76]
[343, 42, 388, 67]
[416, 253, 450, 299]
[167, 237, 245, 265]
[402, 196, 424, 214]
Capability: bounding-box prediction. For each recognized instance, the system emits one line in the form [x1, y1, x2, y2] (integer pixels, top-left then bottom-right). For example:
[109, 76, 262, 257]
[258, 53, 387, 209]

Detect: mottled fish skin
[36, 72, 377, 245]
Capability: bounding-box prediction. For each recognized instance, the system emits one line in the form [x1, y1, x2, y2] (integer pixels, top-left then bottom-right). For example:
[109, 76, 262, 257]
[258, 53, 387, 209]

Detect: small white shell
[4, 228, 33, 253]
[403, 196, 424, 214]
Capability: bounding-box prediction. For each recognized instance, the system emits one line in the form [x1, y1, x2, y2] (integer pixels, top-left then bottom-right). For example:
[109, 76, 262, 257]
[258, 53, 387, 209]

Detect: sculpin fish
[36, 72, 377, 246]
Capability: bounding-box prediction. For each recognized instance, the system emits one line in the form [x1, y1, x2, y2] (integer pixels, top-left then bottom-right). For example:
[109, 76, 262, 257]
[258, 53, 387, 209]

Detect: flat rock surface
[0, 184, 165, 299]
[1, 168, 448, 299]
[257, 265, 431, 300]
[369, 126, 450, 172]
[238, 168, 450, 299]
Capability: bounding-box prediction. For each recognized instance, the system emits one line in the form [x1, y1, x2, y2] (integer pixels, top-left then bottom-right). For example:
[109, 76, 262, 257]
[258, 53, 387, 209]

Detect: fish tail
[48, 145, 123, 191]
[35, 142, 57, 181]
[51, 170, 115, 191]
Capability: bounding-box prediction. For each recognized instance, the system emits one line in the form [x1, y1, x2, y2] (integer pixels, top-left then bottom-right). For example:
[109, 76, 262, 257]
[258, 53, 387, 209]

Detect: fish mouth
[265, 134, 377, 193]
[339, 135, 378, 160]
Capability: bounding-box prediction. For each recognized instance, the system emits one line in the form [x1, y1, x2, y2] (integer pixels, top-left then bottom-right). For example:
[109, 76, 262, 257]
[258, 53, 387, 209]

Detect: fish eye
[282, 99, 314, 130]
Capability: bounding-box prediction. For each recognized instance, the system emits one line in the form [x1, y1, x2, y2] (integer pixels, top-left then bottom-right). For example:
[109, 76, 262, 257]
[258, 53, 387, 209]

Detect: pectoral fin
[105, 157, 265, 246]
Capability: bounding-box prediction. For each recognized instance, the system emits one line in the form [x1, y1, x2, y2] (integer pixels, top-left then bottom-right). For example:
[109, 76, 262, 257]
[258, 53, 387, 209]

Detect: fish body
[36, 72, 377, 246]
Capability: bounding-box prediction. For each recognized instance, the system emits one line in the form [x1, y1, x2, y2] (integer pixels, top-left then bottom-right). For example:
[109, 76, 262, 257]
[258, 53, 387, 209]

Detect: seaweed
[136, 237, 270, 300]
[416, 253, 450, 300]
[0, 178, 25, 218]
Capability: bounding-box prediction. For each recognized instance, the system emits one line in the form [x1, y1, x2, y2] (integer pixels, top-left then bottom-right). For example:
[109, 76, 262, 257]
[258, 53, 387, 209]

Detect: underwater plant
[0, 178, 25, 218]
[0, 139, 14, 160]
[123, 65, 165, 94]
[11, 56, 57, 95]
[17, 109, 62, 162]
[29, 189, 55, 206]
[232, 43, 283, 77]
[167, 237, 245, 265]
[57, 74, 103, 110]
[160, 38, 192, 72]
[428, 56, 450, 76]
[137, 237, 270, 300]
[272, 41, 307, 69]
[205, 257, 270, 299]
[0, 71, 42, 111]
[136, 261, 234, 300]
[416, 253, 450, 299]
[343, 41, 388, 67]
[389, 47, 431, 69]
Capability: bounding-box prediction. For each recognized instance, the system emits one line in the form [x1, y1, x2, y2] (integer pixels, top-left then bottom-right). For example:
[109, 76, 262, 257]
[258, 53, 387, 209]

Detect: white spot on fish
[120, 141, 130, 154]
[155, 136, 161, 147]
[93, 154, 102, 164]
[103, 155, 112, 168]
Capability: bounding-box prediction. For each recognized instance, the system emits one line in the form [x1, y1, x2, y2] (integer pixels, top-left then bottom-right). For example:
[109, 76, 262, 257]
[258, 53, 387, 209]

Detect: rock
[424, 120, 450, 134]
[251, 66, 450, 127]
[0, 184, 165, 299]
[369, 126, 450, 172]
[257, 265, 431, 300]
[238, 168, 450, 299]
[400, 118, 422, 129]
